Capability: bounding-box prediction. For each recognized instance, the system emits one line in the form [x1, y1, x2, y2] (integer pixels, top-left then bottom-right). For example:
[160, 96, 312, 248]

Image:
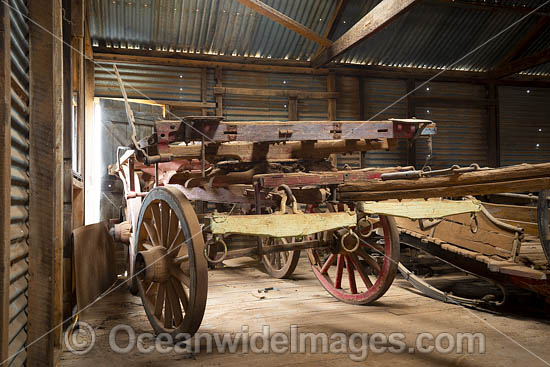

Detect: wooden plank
[0, 2, 10, 362]
[234, 0, 332, 47]
[340, 162, 550, 192]
[311, 0, 420, 67]
[215, 67, 223, 117]
[92, 51, 550, 86]
[194, 119, 416, 142]
[357, 198, 481, 219]
[213, 86, 339, 99]
[27, 0, 64, 365]
[395, 217, 513, 257]
[491, 48, 550, 79]
[327, 72, 337, 120]
[201, 68, 207, 116]
[287, 97, 297, 121]
[340, 177, 550, 201]
[483, 202, 540, 223]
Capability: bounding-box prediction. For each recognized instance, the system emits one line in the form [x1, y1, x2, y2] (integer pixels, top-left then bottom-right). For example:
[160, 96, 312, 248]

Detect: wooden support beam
[234, 0, 332, 47]
[27, 0, 64, 364]
[358, 77, 366, 168]
[487, 83, 500, 167]
[215, 67, 223, 117]
[92, 50, 550, 86]
[0, 2, 11, 363]
[406, 79, 416, 168]
[327, 72, 337, 166]
[201, 68, 207, 116]
[311, 0, 420, 68]
[214, 86, 339, 99]
[495, 17, 549, 71]
[288, 97, 297, 121]
[491, 49, 550, 79]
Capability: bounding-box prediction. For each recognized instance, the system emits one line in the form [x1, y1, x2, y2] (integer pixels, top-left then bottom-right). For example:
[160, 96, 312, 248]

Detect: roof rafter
[234, 0, 332, 47]
[491, 49, 550, 79]
[311, 0, 421, 68]
[428, 0, 550, 17]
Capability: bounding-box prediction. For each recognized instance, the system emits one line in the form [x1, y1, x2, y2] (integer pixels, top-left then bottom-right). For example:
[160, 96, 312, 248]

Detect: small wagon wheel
[308, 206, 400, 305]
[261, 237, 301, 279]
[133, 186, 208, 339]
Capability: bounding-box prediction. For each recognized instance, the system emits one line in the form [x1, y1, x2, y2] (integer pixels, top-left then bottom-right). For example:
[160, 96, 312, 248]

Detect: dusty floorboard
[60, 255, 550, 366]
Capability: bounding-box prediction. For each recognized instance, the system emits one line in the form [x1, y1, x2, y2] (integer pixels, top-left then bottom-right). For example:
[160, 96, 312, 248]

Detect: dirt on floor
[60, 254, 550, 367]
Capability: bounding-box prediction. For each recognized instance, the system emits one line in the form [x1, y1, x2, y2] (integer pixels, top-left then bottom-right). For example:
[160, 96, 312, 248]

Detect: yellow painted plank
[358, 198, 481, 219]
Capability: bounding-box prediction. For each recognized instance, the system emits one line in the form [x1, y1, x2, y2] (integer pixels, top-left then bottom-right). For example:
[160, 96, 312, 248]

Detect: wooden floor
[61, 255, 550, 367]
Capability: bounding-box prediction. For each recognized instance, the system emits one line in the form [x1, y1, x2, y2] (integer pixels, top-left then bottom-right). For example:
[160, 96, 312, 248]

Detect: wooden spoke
[154, 283, 165, 319]
[160, 201, 171, 247]
[164, 284, 173, 328]
[334, 255, 344, 289]
[357, 248, 382, 274]
[143, 220, 160, 248]
[168, 228, 185, 254]
[360, 238, 384, 254]
[173, 255, 189, 265]
[146, 282, 157, 300]
[166, 281, 183, 325]
[171, 277, 189, 312]
[346, 256, 358, 294]
[170, 266, 190, 287]
[275, 251, 281, 269]
[150, 202, 162, 245]
[281, 251, 288, 262]
[166, 209, 179, 249]
[320, 253, 336, 274]
[350, 254, 373, 289]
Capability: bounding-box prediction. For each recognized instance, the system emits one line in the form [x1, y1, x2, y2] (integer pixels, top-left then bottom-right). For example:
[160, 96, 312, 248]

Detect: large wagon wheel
[308, 206, 400, 305]
[133, 186, 208, 339]
[261, 237, 300, 278]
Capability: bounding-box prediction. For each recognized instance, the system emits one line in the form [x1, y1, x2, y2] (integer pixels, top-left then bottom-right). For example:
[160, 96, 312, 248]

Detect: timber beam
[491, 49, 550, 79]
[311, 0, 421, 68]
[234, 0, 331, 47]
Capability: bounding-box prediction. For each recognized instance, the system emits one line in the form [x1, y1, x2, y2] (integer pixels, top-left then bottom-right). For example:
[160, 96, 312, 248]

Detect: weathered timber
[491, 49, 550, 79]
[234, 0, 331, 47]
[213, 86, 339, 99]
[312, 0, 420, 67]
[357, 198, 481, 219]
[340, 163, 550, 192]
[189, 119, 417, 142]
[340, 177, 550, 201]
[169, 139, 398, 162]
[27, 0, 64, 364]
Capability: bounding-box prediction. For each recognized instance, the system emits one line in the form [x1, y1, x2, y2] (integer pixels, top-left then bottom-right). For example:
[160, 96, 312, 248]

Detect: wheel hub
[136, 246, 170, 282]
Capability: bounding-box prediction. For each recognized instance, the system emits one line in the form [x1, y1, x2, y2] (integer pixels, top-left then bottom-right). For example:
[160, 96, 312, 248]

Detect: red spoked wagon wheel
[308, 209, 400, 305]
[261, 237, 301, 279]
[133, 186, 208, 339]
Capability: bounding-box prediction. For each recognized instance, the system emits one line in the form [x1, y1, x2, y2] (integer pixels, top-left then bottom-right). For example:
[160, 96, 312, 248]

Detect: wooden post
[358, 76, 365, 168]
[201, 68, 207, 116]
[327, 72, 337, 167]
[288, 97, 298, 121]
[0, 2, 11, 362]
[487, 83, 500, 167]
[215, 67, 223, 117]
[406, 79, 416, 168]
[83, 21, 95, 224]
[27, 0, 64, 364]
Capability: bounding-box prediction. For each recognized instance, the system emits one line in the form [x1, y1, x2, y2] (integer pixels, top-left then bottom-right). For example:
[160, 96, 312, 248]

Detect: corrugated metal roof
[88, 0, 550, 74]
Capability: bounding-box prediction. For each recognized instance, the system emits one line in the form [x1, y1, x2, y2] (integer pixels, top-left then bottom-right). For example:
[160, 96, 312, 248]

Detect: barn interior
[1, 0, 550, 366]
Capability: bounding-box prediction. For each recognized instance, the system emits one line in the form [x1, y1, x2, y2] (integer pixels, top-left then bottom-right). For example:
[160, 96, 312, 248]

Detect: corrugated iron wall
[221, 69, 327, 121]
[94, 63, 501, 172]
[499, 86, 550, 166]
[414, 81, 489, 169]
[363, 78, 408, 168]
[8, 0, 29, 365]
